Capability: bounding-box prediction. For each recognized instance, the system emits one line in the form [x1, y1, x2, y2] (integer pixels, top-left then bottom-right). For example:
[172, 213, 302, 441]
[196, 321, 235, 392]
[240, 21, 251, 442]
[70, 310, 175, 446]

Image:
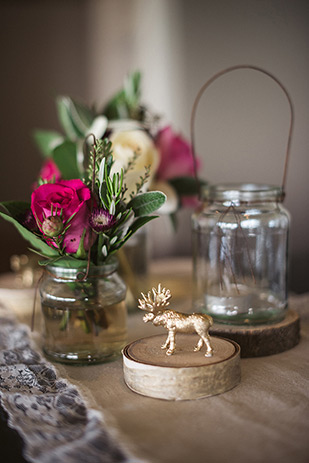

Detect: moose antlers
[138, 284, 171, 312]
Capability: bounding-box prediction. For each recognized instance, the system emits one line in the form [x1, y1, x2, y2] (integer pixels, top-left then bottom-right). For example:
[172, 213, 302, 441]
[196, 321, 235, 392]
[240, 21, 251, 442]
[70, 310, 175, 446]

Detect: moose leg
[194, 338, 203, 352]
[166, 330, 176, 356]
[202, 334, 213, 357]
[161, 335, 170, 350]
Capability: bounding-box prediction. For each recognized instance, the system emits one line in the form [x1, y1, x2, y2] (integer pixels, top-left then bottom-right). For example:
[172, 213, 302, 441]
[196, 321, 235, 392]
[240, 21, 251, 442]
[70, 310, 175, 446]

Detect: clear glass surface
[39, 259, 127, 364]
[192, 183, 290, 325]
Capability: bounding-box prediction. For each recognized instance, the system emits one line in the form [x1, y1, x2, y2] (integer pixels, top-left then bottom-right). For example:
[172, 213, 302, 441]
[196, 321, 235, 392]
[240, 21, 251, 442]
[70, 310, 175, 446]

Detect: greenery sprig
[87, 137, 165, 264]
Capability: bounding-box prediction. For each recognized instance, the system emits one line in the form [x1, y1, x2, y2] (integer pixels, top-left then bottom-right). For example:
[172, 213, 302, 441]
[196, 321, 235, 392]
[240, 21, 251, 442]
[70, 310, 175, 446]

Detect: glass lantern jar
[39, 258, 127, 364]
[192, 183, 290, 325]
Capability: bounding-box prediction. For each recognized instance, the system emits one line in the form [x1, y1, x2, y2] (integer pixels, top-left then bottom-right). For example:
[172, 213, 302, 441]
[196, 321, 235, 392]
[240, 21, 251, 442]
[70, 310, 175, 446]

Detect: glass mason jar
[39, 258, 127, 364]
[192, 183, 290, 325]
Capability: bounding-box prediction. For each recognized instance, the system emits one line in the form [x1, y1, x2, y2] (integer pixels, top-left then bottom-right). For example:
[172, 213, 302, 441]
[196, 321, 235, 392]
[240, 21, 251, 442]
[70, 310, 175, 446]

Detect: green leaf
[0, 211, 58, 258]
[57, 96, 95, 140]
[1, 201, 31, 220]
[127, 191, 166, 217]
[103, 91, 128, 120]
[128, 215, 157, 235]
[32, 129, 63, 158]
[124, 70, 141, 106]
[102, 70, 143, 121]
[52, 140, 81, 179]
[168, 176, 204, 196]
[69, 99, 94, 135]
[42, 256, 89, 268]
[88, 115, 108, 139]
[74, 229, 87, 259]
[99, 182, 109, 209]
[112, 216, 157, 252]
[57, 96, 82, 139]
[98, 158, 106, 197]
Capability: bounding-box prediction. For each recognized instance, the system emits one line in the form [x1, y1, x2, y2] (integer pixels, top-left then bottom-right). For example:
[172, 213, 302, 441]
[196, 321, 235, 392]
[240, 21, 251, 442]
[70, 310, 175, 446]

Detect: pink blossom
[39, 159, 61, 183]
[155, 126, 199, 181]
[31, 180, 94, 254]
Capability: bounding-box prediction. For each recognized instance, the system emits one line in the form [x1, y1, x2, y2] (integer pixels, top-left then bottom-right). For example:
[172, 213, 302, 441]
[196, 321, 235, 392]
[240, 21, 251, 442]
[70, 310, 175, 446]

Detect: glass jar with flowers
[31, 71, 203, 311]
[0, 138, 166, 364]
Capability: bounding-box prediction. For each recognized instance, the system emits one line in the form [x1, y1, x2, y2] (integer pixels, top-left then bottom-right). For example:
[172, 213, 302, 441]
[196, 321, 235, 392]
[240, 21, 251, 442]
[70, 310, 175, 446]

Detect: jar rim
[45, 256, 118, 279]
[202, 183, 284, 203]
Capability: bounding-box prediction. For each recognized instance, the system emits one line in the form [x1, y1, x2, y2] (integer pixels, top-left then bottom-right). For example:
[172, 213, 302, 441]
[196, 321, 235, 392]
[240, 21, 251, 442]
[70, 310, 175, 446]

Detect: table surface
[0, 258, 308, 463]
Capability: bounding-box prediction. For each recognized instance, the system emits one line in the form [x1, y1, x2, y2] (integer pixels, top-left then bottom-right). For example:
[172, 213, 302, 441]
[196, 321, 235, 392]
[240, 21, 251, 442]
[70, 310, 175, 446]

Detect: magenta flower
[31, 179, 94, 254]
[155, 126, 200, 181]
[39, 159, 61, 183]
[89, 208, 116, 233]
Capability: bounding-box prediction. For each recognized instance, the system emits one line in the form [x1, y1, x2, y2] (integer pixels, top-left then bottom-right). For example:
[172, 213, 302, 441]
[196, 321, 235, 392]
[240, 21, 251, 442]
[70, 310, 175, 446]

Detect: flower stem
[97, 233, 104, 264]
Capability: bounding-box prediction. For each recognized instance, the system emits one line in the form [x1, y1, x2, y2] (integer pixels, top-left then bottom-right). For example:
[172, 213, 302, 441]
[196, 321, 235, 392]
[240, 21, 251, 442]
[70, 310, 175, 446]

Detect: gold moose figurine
[138, 284, 213, 357]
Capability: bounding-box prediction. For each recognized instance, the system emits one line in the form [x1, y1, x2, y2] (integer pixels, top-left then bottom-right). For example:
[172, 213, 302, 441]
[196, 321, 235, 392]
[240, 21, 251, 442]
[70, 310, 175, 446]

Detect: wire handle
[190, 65, 294, 200]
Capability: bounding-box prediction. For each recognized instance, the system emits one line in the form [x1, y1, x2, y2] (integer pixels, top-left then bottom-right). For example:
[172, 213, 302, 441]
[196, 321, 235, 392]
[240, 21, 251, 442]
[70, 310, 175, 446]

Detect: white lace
[0, 303, 131, 463]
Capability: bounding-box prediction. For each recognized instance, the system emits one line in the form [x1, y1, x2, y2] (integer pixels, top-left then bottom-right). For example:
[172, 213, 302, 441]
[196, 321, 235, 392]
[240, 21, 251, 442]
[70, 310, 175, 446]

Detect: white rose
[110, 127, 160, 200]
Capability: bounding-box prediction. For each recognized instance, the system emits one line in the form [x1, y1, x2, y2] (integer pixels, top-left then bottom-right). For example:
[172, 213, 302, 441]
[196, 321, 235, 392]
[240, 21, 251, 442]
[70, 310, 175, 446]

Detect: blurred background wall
[0, 0, 308, 292]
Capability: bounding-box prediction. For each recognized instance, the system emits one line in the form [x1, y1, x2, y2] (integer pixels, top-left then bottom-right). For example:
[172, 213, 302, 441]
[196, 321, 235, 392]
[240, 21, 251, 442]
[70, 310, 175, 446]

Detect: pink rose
[39, 159, 61, 183]
[31, 179, 94, 254]
[155, 126, 200, 181]
[32, 159, 62, 191]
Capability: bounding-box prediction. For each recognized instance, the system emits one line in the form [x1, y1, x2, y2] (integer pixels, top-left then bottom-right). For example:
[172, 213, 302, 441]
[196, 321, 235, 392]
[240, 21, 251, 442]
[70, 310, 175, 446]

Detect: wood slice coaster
[122, 334, 241, 400]
[209, 309, 300, 358]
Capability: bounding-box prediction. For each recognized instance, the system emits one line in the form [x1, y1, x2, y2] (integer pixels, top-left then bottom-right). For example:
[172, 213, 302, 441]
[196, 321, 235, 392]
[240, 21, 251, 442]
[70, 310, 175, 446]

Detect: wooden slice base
[209, 309, 300, 358]
[122, 334, 241, 400]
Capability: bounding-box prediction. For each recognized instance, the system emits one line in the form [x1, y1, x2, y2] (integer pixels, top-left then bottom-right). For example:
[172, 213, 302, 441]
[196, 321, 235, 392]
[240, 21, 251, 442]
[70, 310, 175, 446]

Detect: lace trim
[0, 305, 132, 463]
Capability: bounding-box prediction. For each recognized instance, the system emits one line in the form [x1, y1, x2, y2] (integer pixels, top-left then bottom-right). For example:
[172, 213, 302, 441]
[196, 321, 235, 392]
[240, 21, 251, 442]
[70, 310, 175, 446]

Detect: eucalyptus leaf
[88, 116, 108, 139]
[128, 215, 157, 235]
[0, 211, 58, 258]
[57, 96, 95, 140]
[32, 130, 64, 158]
[113, 216, 157, 251]
[56, 96, 82, 139]
[52, 140, 81, 179]
[127, 191, 166, 217]
[69, 99, 95, 135]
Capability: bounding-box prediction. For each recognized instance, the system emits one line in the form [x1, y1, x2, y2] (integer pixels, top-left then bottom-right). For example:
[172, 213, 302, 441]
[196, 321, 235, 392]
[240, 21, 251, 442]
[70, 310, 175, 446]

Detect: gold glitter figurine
[138, 284, 214, 357]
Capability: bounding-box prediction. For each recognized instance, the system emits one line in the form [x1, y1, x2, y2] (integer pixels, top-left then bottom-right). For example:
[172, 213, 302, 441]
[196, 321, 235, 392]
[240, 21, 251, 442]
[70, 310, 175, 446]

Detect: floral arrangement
[0, 137, 166, 269]
[32, 71, 202, 222]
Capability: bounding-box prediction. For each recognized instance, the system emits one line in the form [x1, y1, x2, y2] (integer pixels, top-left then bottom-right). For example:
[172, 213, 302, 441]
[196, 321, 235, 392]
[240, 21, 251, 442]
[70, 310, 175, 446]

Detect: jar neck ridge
[202, 183, 284, 205]
[45, 258, 118, 281]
